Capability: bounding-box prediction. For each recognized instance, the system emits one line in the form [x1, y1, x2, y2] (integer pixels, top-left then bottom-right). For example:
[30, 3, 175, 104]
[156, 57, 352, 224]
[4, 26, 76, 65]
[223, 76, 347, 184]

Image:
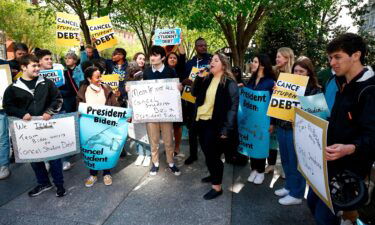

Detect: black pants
[31, 159, 64, 187]
[250, 158, 266, 173]
[90, 170, 111, 176]
[188, 122, 199, 158]
[197, 120, 224, 185]
[267, 149, 278, 166]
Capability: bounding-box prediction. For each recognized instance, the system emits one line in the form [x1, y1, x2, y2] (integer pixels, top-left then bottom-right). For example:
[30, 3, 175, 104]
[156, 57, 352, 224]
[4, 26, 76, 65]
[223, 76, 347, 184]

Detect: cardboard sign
[56, 12, 81, 47]
[267, 73, 309, 122]
[127, 78, 183, 123]
[181, 67, 209, 103]
[79, 103, 132, 170]
[299, 93, 330, 120]
[294, 108, 333, 212]
[238, 88, 271, 158]
[8, 113, 80, 163]
[153, 28, 182, 46]
[101, 74, 120, 91]
[87, 16, 118, 51]
[0, 64, 12, 109]
[39, 69, 65, 87]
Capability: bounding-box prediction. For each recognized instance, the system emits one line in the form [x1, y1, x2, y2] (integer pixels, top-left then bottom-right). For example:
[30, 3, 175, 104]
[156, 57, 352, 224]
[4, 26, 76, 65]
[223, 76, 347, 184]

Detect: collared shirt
[151, 64, 165, 73]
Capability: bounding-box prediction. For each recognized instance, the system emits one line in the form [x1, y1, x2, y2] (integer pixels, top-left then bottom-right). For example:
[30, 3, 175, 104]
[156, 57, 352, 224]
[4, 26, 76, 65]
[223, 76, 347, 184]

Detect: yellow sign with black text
[56, 12, 81, 47]
[101, 74, 120, 91]
[181, 67, 209, 103]
[87, 16, 118, 51]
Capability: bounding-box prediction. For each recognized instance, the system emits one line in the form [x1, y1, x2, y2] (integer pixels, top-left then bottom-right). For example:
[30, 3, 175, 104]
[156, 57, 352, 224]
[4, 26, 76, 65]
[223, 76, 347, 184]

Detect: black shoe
[56, 186, 66, 197]
[28, 184, 53, 197]
[184, 156, 198, 165]
[203, 188, 223, 200]
[201, 176, 212, 183]
[149, 164, 159, 175]
[168, 165, 181, 176]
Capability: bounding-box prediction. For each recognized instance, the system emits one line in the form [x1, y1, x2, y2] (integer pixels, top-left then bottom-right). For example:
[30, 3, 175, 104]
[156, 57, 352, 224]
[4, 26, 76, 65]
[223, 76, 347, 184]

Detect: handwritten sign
[101, 74, 120, 91]
[181, 67, 209, 103]
[128, 123, 149, 145]
[56, 12, 81, 47]
[127, 78, 183, 123]
[8, 113, 80, 163]
[294, 108, 333, 212]
[267, 73, 309, 122]
[153, 28, 181, 46]
[238, 88, 270, 158]
[79, 103, 132, 170]
[0, 64, 12, 109]
[299, 93, 330, 120]
[87, 16, 118, 51]
[39, 69, 65, 87]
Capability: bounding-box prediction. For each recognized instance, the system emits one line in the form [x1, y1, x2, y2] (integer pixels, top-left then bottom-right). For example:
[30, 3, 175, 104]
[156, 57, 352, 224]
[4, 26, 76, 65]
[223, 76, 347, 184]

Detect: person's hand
[22, 113, 32, 121]
[177, 83, 183, 91]
[125, 85, 130, 92]
[326, 144, 355, 161]
[268, 125, 274, 134]
[220, 135, 227, 139]
[127, 117, 132, 123]
[42, 113, 52, 120]
[238, 83, 244, 87]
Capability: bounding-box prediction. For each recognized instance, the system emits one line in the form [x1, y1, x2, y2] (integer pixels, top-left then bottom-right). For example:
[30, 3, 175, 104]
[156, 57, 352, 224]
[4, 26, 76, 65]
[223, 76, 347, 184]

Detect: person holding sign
[274, 56, 321, 206]
[192, 53, 239, 200]
[105, 48, 128, 104]
[142, 46, 181, 176]
[245, 54, 276, 185]
[307, 33, 375, 225]
[133, 52, 146, 70]
[3, 55, 66, 197]
[77, 67, 120, 187]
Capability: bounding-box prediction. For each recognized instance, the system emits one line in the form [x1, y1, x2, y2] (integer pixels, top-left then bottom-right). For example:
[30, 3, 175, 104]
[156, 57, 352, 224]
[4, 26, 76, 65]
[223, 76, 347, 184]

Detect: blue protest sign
[299, 93, 330, 120]
[39, 69, 65, 87]
[78, 103, 132, 170]
[238, 88, 271, 158]
[153, 28, 181, 46]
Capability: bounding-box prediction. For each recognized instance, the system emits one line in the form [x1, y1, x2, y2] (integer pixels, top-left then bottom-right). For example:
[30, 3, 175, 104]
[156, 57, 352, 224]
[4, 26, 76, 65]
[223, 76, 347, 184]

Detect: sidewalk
[0, 141, 315, 225]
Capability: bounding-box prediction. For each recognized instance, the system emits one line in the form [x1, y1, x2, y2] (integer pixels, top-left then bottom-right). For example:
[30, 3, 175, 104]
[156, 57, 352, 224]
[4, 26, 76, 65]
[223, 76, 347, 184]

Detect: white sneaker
[142, 156, 151, 167]
[341, 219, 354, 225]
[254, 173, 265, 185]
[134, 155, 145, 166]
[0, 166, 10, 180]
[274, 188, 290, 197]
[247, 170, 258, 183]
[264, 165, 275, 174]
[63, 161, 72, 171]
[278, 195, 302, 205]
[45, 162, 50, 172]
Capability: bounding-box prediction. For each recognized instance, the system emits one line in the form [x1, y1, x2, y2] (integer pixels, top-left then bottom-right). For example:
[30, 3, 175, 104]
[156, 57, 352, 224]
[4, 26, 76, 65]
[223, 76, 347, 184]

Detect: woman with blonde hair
[192, 53, 239, 200]
[275, 47, 295, 75]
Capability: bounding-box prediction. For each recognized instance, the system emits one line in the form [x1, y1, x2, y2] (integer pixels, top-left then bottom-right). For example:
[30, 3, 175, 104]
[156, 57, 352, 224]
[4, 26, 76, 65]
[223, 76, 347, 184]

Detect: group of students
[0, 32, 374, 225]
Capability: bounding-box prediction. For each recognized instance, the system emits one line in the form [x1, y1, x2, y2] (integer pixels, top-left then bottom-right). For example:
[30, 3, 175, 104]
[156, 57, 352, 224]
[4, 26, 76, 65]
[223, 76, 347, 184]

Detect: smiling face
[136, 54, 145, 68]
[329, 50, 360, 76]
[88, 70, 102, 87]
[167, 54, 178, 68]
[39, 55, 53, 70]
[65, 56, 77, 67]
[22, 62, 40, 79]
[276, 52, 288, 68]
[251, 57, 259, 73]
[209, 54, 224, 75]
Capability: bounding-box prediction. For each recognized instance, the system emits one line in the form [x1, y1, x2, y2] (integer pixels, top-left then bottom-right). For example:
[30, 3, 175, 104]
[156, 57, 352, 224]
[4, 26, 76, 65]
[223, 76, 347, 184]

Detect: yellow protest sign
[56, 12, 81, 47]
[87, 16, 117, 51]
[267, 73, 309, 122]
[101, 74, 120, 91]
[181, 67, 209, 103]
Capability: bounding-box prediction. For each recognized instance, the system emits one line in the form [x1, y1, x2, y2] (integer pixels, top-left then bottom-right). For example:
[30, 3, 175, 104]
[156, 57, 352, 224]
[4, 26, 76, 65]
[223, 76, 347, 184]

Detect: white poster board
[8, 113, 80, 163]
[128, 123, 149, 145]
[294, 108, 333, 212]
[0, 64, 12, 109]
[127, 78, 183, 123]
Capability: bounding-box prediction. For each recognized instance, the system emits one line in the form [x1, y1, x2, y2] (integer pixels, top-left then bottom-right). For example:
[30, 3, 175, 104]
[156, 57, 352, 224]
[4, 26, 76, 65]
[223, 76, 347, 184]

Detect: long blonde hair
[212, 52, 236, 84]
[277, 47, 295, 74]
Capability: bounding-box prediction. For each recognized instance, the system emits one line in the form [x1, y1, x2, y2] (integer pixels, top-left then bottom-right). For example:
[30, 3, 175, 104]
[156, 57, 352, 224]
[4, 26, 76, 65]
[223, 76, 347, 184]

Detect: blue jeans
[30, 159, 64, 187]
[136, 142, 151, 156]
[277, 127, 306, 198]
[307, 189, 340, 225]
[0, 111, 10, 167]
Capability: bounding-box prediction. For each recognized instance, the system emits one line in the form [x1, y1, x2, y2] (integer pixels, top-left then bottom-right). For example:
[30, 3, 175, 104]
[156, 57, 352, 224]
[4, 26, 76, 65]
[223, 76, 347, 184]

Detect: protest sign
[237, 88, 271, 158]
[87, 16, 117, 51]
[56, 12, 81, 47]
[79, 103, 132, 170]
[153, 28, 182, 46]
[294, 108, 333, 212]
[101, 74, 120, 91]
[39, 69, 65, 87]
[128, 78, 183, 123]
[0, 64, 12, 109]
[8, 113, 80, 163]
[181, 67, 209, 103]
[128, 123, 149, 145]
[299, 93, 330, 120]
[267, 73, 309, 122]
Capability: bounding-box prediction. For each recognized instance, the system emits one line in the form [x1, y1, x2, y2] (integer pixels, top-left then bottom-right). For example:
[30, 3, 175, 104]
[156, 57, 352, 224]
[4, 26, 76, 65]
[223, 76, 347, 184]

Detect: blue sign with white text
[299, 93, 330, 120]
[153, 28, 181, 46]
[39, 69, 65, 87]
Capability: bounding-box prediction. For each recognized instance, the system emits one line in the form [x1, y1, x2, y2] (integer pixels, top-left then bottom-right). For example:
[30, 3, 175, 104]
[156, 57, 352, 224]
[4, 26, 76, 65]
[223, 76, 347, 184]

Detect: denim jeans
[277, 127, 306, 198]
[136, 142, 151, 156]
[307, 189, 340, 225]
[30, 159, 64, 187]
[0, 111, 10, 167]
